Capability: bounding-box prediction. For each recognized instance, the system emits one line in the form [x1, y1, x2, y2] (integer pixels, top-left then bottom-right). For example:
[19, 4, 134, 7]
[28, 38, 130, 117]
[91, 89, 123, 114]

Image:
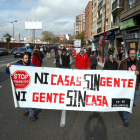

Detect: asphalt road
[0, 51, 140, 140]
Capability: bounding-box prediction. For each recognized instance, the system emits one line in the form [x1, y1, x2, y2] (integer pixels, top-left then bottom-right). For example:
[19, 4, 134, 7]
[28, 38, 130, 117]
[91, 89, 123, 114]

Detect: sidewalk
[97, 56, 121, 69]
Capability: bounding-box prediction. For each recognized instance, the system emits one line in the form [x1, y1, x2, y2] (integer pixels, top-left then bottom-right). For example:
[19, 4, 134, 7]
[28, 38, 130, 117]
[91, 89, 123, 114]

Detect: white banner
[10, 66, 136, 113]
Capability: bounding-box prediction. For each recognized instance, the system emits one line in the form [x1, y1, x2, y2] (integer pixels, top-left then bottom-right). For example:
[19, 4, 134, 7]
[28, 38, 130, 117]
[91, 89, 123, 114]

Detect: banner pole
[60, 110, 66, 127]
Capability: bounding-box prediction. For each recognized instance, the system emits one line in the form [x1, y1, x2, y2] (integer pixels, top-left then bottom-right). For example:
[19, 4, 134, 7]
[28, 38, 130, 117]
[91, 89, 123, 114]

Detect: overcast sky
[0, 0, 90, 38]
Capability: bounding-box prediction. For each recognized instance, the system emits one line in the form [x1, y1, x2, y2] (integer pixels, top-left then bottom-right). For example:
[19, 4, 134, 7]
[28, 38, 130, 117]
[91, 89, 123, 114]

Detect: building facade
[74, 12, 85, 37]
[120, 0, 140, 57]
[91, 0, 124, 57]
[85, 1, 93, 42]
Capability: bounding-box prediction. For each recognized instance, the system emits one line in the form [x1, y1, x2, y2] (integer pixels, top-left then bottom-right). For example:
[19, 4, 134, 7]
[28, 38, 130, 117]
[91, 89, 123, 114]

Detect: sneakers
[123, 121, 129, 127]
[23, 111, 29, 116]
[30, 116, 36, 121]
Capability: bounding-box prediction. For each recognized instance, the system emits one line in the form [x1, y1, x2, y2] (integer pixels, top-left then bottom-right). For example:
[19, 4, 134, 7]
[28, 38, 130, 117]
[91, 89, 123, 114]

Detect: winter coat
[75, 53, 90, 69]
[60, 54, 72, 68]
[46, 47, 51, 53]
[118, 58, 140, 90]
[90, 55, 97, 66]
[103, 60, 118, 70]
[6, 60, 35, 74]
[32, 55, 41, 67]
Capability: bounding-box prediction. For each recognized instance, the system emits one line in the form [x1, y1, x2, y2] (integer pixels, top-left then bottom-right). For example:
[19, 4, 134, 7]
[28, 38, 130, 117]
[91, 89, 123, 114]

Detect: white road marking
[0, 59, 14, 62]
[53, 61, 56, 63]
[0, 60, 19, 68]
[0, 86, 2, 88]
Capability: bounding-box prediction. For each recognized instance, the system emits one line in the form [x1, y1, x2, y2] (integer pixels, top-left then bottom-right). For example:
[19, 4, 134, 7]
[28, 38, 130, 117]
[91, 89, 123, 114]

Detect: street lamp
[11, 20, 17, 48]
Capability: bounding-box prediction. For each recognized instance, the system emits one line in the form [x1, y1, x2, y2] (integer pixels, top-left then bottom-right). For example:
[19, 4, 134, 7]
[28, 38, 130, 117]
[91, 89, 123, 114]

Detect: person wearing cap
[75, 48, 90, 69]
[60, 48, 72, 68]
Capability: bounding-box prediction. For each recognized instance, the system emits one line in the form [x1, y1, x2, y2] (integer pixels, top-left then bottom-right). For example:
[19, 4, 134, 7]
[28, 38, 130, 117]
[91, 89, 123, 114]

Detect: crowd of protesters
[5, 44, 140, 128]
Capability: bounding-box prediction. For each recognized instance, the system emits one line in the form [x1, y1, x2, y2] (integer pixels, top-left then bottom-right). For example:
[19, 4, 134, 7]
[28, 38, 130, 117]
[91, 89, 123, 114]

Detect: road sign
[11, 70, 30, 90]
[74, 39, 81, 47]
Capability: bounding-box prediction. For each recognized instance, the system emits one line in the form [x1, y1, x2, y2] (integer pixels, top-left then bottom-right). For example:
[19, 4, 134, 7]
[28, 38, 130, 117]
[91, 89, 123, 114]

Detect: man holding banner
[6, 52, 37, 121]
[118, 48, 140, 127]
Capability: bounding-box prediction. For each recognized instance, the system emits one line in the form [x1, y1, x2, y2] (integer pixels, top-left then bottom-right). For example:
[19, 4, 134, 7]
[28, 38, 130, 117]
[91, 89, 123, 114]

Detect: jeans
[122, 90, 139, 122]
[25, 108, 35, 117]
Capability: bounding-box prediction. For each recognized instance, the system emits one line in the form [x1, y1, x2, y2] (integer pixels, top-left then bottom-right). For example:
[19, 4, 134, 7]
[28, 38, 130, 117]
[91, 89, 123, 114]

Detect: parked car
[11, 47, 18, 54]
[0, 48, 8, 56]
[14, 47, 26, 57]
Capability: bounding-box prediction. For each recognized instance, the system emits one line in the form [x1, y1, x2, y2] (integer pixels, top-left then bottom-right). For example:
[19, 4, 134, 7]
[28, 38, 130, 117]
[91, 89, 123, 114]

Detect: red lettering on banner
[97, 96, 102, 106]
[86, 95, 92, 106]
[53, 93, 59, 103]
[57, 75, 64, 85]
[128, 79, 134, 88]
[102, 96, 108, 107]
[46, 93, 52, 103]
[32, 92, 65, 104]
[107, 78, 112, 87]
[86, 95, 108, 106]
[100, 77, 106, 86]
[32, 92, 39, 102]
[91, 95, 97, 106]
[51, 75, 57, 85]
[76, 77, 81, 86]
[64, 76, 69, 86]
[70, 76, 75, 86]
[121, 79, 127, 88]
[59, 93, 65, 104]
[114, 78, 120, 87]
[40, 93, 46, 102]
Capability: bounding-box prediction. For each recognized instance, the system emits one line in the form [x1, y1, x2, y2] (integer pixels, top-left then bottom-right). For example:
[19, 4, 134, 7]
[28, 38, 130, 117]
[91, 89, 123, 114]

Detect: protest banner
[10, 66, 136, 113]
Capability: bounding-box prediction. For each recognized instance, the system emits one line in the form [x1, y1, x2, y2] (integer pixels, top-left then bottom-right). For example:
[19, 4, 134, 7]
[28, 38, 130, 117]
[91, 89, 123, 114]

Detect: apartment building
[85, 1, 93, 42]
[91, 0, 124, 57]
[120, 0, 140, 57]
[74, 12, 85, 37]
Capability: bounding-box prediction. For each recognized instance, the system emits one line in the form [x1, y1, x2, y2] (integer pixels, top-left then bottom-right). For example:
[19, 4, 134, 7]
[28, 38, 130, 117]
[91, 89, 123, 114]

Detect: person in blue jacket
[6, 52, 36, 121]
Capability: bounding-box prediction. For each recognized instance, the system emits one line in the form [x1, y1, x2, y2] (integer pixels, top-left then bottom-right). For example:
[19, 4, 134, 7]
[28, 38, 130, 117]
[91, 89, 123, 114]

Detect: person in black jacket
[90, 51, 97, 69]
[60, 48, 72, 68]
[55, 50, 62, 67]
[103, 53, 118, 70]
[46, 45, 51, 59]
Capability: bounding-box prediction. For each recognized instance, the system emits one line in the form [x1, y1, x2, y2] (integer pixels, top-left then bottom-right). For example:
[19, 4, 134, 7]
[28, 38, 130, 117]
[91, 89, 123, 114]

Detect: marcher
[135, 49, 140, 60]
[60, 48, 72, 68]
[118, 47, 124, 60]
[46, 45, 51, 59]
[103, 53, 118, 70]
[75, 48, 90, 69]
[32, 49, 41, 67]
[118, 48, 140, 127]
[5, 52, 36, 121]
[54, 45, 58, 56]
[26, 46, 32, 61]
[67, 47, 73, 56]
[90, 51, 97, 70]
[35, 46, 44, 66]
[55, 50, 62, 68]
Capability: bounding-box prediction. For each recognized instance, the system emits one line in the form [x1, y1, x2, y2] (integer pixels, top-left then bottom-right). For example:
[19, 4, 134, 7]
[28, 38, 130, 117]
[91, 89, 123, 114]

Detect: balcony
[111, 22, 120, 28]
[97, 27, 102, 33]
[112, 0, 123, 13]
[98, 1, 103, 10]
[98, 14, 102, 22]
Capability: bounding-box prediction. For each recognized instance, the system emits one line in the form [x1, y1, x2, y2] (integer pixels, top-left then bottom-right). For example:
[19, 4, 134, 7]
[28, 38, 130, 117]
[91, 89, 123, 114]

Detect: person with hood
[6, 52, 36, 121]
[103, 53, 118, 70]
[32, 49, 41, 67]
[75, 48, 90, 69]
[118, 48, 140, 127]
[60, 48, 72, 68]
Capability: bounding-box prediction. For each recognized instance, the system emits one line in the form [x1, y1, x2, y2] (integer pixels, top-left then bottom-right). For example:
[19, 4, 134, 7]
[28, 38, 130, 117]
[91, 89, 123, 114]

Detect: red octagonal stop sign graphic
[11, 70, 31, 90]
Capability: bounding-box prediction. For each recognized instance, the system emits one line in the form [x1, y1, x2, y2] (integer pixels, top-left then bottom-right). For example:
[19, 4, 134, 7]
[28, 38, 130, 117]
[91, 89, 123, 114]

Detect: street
[0, 50, 140, 140]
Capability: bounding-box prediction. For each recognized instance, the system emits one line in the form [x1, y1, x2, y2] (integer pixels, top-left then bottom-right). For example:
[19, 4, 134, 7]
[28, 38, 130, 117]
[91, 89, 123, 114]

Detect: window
[97, 21, 102, 29]
[100, 8, 102, 15]
[112, 0, 116, 3]
[107, 2, 109, 9]
[94, 3, 96, 10]
[130, 0, 136, 8]
[104, 5, 106, 12]
[106, 18, 109, 26]
[98, 0, 102, 4]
